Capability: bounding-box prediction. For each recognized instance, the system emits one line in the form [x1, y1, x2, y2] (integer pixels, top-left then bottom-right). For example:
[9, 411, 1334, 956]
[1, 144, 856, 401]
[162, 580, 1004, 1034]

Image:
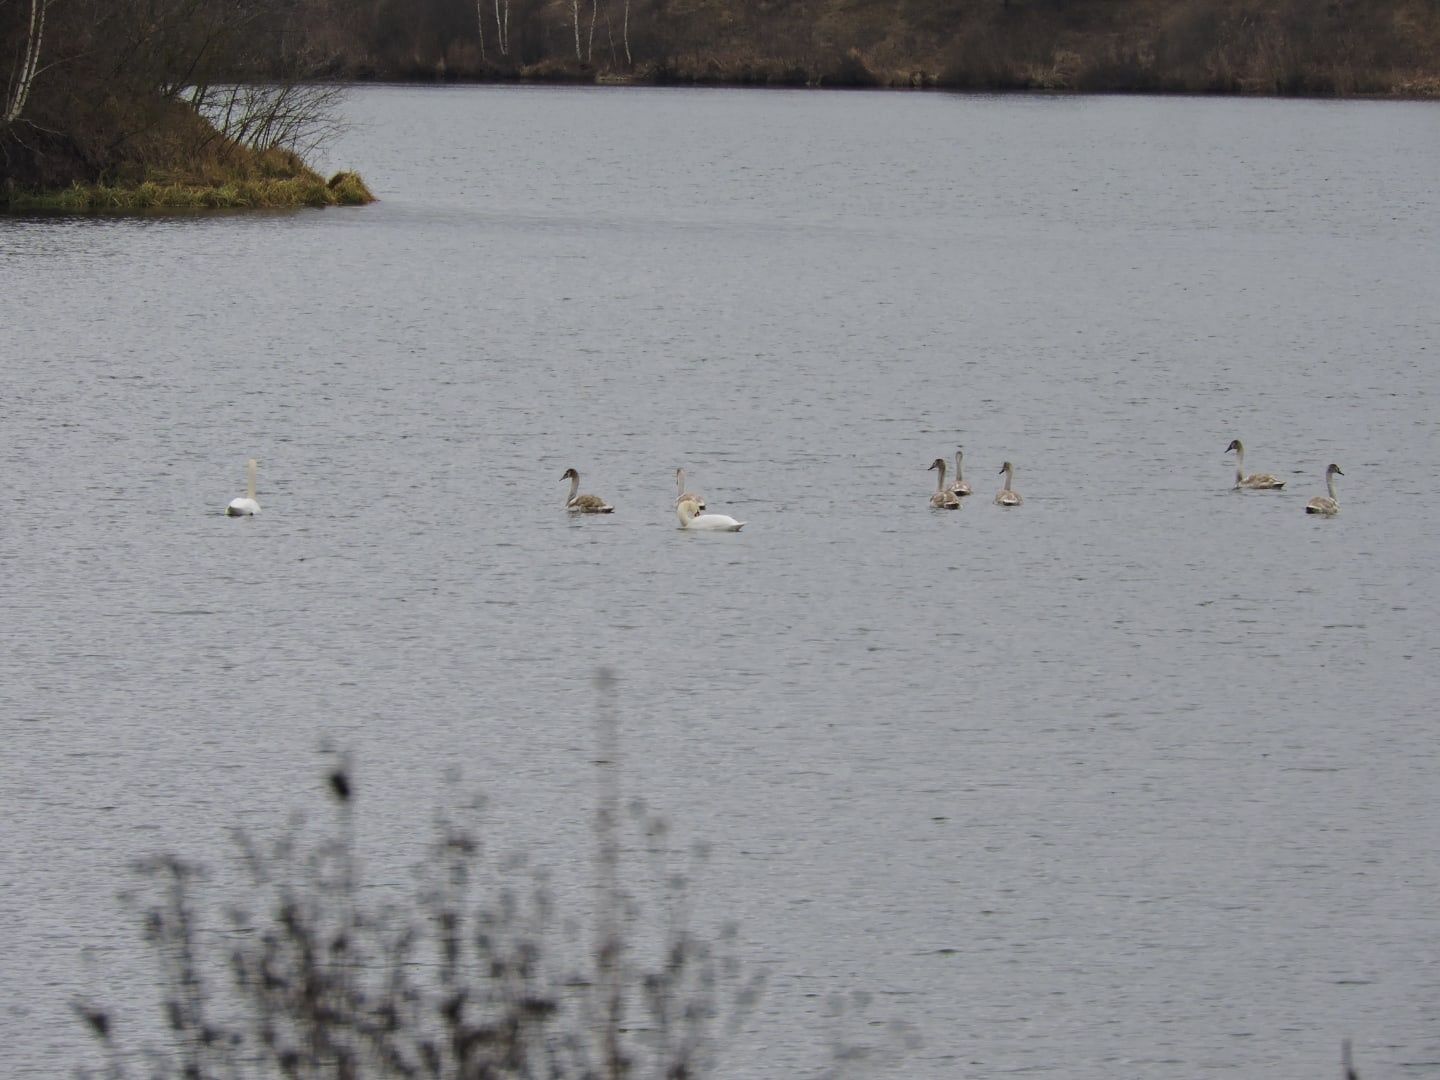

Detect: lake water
[3, 85, 1440, 1077]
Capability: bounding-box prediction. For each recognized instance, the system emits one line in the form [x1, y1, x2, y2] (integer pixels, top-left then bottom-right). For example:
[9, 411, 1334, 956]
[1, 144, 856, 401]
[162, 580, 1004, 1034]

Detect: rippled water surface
[4, 86, 1440, 1077]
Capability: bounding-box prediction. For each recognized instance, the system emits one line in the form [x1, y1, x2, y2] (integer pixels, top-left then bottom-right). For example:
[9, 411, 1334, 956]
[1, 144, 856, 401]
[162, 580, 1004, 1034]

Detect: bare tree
[3, 0, 49, 124]
[495, 0, 511, 56]
[195, 82, 349, 157]
[3, 0, 355, 188]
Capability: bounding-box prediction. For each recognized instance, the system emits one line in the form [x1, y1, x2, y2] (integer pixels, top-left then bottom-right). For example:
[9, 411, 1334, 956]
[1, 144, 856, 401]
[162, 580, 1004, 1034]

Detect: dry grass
[7, 171, 373, 212]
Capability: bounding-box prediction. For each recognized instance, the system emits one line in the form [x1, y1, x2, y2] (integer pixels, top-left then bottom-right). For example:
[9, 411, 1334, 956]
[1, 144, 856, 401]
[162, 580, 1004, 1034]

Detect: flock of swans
[222, 440, 1345, 525]
[922, 440, 1342, 515]
[1224, 439, 1345, 515]
[562, 465, 745, 530]
[925, 448, 1022, 509]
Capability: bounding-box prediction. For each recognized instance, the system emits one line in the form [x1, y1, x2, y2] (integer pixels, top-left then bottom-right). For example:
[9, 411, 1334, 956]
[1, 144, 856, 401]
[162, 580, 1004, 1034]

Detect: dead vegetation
[275, 0, 1440, 95]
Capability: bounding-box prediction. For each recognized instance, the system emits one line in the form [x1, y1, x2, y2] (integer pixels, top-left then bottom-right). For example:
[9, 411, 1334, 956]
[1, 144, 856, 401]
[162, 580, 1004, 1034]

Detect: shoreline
[4, 168, 374, 214]
[6, 74, 1433, 213]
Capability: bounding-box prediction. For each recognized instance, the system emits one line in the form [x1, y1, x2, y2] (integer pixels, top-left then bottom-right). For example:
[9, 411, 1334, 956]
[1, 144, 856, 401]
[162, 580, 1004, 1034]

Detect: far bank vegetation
[306, 0, 1440, 95]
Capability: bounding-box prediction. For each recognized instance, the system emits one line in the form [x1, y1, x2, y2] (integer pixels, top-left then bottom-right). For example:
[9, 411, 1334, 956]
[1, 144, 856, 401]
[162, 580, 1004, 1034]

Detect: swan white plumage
[675, 467, 706, 510]
[994, 461, 1023, 506]
[928, 458, 961, 509]
[677, 498, 744, 531]
[1305, 463, 1343, 515]
[948, 448, 972, 497]
[1225, 439, 1286, 489]
[226, 459, 261, 516]
[562, 468, 614, 513]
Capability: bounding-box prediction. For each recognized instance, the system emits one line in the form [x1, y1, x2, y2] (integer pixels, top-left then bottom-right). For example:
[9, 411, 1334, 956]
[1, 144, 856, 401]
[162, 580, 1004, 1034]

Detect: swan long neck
[1003, 463, 1014, 491]
[1232, 443, 1245, 483]
[567, 473, 580, 502]
[934, 460, 948, 492]
[1327, 471, 1339, 500]
[954, 451, 964, 482]
[245, 459, 257, 501]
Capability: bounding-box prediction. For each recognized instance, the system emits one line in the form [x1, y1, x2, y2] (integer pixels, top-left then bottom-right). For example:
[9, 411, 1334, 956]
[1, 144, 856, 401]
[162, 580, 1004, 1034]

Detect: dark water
[3, 86, 1440, 1077]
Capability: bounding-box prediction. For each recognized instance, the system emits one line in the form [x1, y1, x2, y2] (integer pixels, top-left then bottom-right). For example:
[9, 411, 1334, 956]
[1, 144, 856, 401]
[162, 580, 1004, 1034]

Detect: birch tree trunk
[474, 0, 487, 61]
[495, 0, 510, 55]
[587, 0, 598, 61]
[4, 0, 49, 124]
[572, 0, 582, 60]
[623, 0, 631, 67]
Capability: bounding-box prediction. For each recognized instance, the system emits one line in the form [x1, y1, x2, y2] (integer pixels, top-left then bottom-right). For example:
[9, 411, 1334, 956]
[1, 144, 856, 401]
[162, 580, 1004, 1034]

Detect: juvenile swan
[675, 467, 706, 510]
[226, 459, 261, 516]
[994, 461, 1023, 506]
[1305, 464, 1343, 515]
[561, 468, 614, 513]
[677, 498, 744, 531]
[1225, 439, 1286, 489]
[928, 459, 961, 509]
[949, 448, 973, 497]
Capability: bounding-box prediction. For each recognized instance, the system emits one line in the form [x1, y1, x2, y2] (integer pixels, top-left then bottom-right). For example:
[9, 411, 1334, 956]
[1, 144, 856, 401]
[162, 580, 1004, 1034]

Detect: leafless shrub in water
[75, 700, 765, 1077]
[75, 671, 920, 1079]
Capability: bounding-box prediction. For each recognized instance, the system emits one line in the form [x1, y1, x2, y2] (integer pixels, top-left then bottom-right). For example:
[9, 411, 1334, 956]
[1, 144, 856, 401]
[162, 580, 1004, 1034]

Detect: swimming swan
[1305, 464, 1343, 515]
[1225, 439, 1286, 489]
[675, 467, 706, 510]
[677, 498, 744, 531]
[949, 448, 973, 497]
[994, 461, 1023, 506]
[928, 458, 961, 509]
[561, 468, 614, 513]
[226, 459, 261, 516]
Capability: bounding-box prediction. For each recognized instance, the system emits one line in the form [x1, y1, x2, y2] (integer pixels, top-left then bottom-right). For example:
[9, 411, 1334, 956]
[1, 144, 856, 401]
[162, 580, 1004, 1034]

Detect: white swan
[675, 467, 706, 510]
[561, 468, 614, 513]
[1225, 439, 1286, 489]
[226, 459, 261, 516]
[948, 448, 972, 497]
[677, 498, 744, 531]
[928, 458, 961, 509]
[994, 461, 1023, 506]
[1305, 463, 1343, 515]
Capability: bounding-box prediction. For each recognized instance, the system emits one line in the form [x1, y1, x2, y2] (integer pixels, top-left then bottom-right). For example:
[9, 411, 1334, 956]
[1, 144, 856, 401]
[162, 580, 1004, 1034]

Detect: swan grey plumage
[561, 468, 614, 513]
[1305, 464, 1343, 515]
[994, 461, 1022, 506]
[948, 448, 972, 497]
[928, 458, 961, 509]
[675, 467, 705, 510]
[1225, 439, 1286, 489]
[226, 459, 261, 516]
[677, 498, 744, 531]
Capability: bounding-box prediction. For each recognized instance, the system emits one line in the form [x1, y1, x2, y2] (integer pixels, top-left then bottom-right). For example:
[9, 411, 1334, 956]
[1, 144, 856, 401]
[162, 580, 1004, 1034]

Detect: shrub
[77, 768, 766, 1079]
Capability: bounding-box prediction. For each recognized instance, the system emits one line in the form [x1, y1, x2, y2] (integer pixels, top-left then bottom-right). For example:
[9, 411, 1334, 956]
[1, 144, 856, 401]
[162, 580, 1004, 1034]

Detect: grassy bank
[6, 168, 374, 212]
[2, 91, 373, 213]
[3, 140, 373, 212]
